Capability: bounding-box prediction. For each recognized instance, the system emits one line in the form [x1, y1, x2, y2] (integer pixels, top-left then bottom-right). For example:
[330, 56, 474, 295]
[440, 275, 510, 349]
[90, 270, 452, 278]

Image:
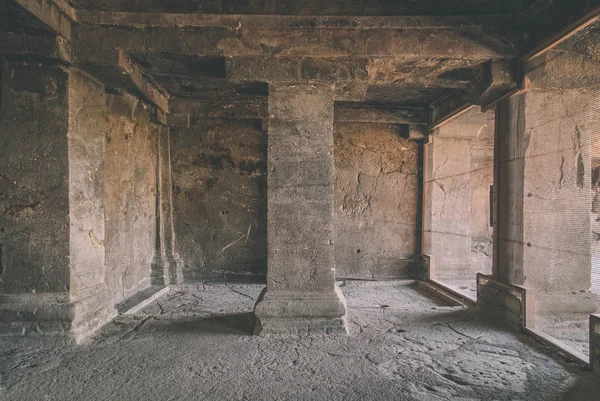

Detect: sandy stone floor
[0, 281, 598, 401]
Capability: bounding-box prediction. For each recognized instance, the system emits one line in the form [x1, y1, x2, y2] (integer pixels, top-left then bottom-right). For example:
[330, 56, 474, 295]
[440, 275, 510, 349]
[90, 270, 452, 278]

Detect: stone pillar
[67, 70, 115, 340]
[254, 83, 347, 335]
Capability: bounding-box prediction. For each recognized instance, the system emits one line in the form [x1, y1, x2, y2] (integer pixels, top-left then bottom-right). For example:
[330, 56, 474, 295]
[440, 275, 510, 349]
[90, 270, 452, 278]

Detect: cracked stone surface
[334, 122, 419, 280]
[0, 281, 597, 401]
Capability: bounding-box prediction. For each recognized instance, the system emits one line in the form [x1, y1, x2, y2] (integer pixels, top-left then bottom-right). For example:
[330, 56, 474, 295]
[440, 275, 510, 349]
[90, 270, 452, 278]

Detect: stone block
[254, 286, 347, 335]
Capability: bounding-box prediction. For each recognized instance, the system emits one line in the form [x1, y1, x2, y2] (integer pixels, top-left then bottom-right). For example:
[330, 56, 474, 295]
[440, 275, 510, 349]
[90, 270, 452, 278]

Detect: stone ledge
[116, 285, 169, 315]
[254, 286, 348, 335]
[476, 274, 526, 329]
[0, 293, 74, 343]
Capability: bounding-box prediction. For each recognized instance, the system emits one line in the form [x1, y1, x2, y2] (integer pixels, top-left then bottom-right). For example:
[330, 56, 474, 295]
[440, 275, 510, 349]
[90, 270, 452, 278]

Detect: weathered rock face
[0, 59, 160, 340]
[68, 70, 107, 304]
[334, 122, 419, 279]
[0, 60, 70, 295]
[67, 0, 529, 15]
[67, 70, 160, 339]
[171, 119, 267, 282]
[497, 90, 596, 293]
[423, 108, 494, 283]
[104, 92, 158, 301]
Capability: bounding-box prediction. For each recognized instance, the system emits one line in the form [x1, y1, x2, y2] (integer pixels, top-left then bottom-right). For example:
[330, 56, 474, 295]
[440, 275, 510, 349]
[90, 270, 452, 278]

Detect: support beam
[73, 12, 517, 30]
[523, 0, 600, 59]
[169, 97, 267, 119]
[400, 124, 428, 141]
[227, 56, 487, 87]
[525, 50, 600, 89]
[335, 103, 429, 125]
[72, 24, 520, 74]
[118, 51, 169, 112]
[166, 100, 431, 125]
[0, 32, 71, 62]
[430, 61, 518, 128]
[254, 83, 347, 335]
[430, 91, 471, 129]
[11, 0, 74, 40]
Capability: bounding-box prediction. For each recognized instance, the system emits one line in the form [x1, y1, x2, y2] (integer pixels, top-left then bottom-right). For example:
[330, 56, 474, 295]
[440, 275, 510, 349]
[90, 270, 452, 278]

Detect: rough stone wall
[104, 92, 158, 301]
[334, 122, 419, 279]
[497, 90, 597, 293]
[523, 90, 594, 292]
[469, 119, 495, 274]
[171, 118, 267, 282]
[67, 70, 107, 303]
[0, 60, 70, 294]
[423, 109, 494, 282]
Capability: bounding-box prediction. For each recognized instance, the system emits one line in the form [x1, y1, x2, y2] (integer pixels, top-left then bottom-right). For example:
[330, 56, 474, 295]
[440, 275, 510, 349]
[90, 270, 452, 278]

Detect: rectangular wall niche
[423, 107, 495, 300]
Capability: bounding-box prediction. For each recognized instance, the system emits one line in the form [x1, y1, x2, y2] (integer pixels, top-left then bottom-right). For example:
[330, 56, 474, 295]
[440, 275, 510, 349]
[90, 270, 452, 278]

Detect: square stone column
[254, 83, 347, 335]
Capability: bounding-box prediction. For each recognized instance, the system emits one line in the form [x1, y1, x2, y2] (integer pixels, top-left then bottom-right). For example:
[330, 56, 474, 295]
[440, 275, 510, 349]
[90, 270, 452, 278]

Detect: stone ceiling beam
[118, 51, 170, 112]
[524, 48, 600, 89]
[0, 31, 71, 62]
[166, 99, 432, 126]
[334, 103, 430, 125]
[73, 12, 517, 31]
[71, 24, 521, 74]
[430, 90, 471, 129]
[429, 60, 517, 127]
[168, 97, 267, 119]
[9, 0, 74, 40]
[523, 0, 600, 57]
[226, 56, 486, 88]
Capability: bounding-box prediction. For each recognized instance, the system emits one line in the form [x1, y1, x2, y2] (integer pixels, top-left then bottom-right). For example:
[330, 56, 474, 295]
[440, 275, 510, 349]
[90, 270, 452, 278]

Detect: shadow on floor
[154, 312, 256, 336]
[558, 371, 600, 400]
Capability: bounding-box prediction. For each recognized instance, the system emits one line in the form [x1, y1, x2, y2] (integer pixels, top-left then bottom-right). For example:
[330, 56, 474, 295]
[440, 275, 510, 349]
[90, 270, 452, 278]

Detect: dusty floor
[0, 281, 598, 401]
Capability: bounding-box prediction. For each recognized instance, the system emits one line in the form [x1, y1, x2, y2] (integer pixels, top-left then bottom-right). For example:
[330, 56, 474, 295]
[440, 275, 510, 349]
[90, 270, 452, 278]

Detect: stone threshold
[524, 326, 590, 367]
[421, 279, 476, 306]
[116, 285, 170, 315]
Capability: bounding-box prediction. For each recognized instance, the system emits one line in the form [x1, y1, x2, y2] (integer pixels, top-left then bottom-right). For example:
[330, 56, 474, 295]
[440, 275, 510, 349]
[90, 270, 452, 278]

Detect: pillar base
[254, 286, 348, 335]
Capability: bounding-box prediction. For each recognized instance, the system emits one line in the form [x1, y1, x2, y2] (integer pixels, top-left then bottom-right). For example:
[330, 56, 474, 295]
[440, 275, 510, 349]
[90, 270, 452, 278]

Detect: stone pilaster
[254, 83, 347, 335]
[151, 125, 183, 285]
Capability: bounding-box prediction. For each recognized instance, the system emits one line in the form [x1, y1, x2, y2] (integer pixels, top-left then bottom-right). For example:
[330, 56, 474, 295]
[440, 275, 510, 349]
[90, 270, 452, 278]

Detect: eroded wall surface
[68, 70, 107, 304]
[104, 93, 158, 301]
[334, 122, 419, 279]
[423, 109, 494, 282]
[171, 119, 267, 282]
[0, 60, 70, 294]
[67, 71, 159, 337]
[523, 90, 594, 292]
[497, 90, 596, 293]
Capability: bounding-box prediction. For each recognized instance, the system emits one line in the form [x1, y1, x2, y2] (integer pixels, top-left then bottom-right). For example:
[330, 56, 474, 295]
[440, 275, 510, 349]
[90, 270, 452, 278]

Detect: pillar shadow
[156, 312, 256, 336]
